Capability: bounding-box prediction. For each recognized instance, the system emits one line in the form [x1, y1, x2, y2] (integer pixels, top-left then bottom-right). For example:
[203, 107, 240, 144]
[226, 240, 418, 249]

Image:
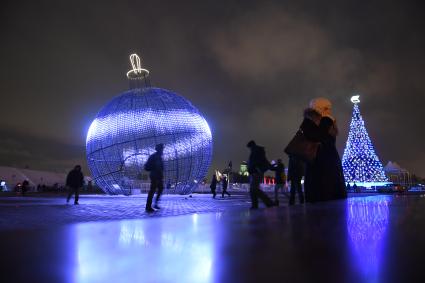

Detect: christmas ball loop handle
[126, 53, 149, 78]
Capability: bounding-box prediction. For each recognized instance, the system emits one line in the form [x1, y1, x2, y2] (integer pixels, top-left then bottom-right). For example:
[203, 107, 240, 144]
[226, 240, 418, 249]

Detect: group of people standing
[66, 144, 167, 212]
[209, 174, 231, 199]
[141, 97, 347, 212]
[243, 97, 347, 209]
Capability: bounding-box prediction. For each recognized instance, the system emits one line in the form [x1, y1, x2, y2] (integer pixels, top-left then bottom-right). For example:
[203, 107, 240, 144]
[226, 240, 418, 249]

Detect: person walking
[144, 144, 165, 212]
[287, 156, 305, 205]
[66, 165, 84, 205]
[210, 174, 218, 198]
[221, 175, 231, 198]
[246, 140, 275, 209]
[270, 159, 285, 205]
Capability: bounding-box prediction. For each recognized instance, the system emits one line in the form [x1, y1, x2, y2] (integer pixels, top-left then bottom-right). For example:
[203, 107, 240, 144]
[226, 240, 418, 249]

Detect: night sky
[1, 0, 424, 177]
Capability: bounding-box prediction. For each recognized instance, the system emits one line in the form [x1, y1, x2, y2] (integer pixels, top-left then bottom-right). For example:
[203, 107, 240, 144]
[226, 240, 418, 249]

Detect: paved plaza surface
[1, 193, 425, 283]
[0, 193, 256, 231]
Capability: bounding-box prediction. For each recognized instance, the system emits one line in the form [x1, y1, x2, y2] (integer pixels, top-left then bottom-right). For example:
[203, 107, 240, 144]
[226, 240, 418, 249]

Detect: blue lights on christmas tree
[341, 95, 389, 187]
[86, 54, 213, 195]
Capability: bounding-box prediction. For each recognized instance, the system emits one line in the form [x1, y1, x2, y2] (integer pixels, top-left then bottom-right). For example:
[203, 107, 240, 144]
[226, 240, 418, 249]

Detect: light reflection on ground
[347, 195, 391, 282]
[2, 194, 425, 283]
[75, 214, 216, 283]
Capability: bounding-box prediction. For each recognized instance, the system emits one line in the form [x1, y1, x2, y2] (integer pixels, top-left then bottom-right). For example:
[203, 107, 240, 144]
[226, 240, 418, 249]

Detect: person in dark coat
[221, 175, 231, 198]
[287, 156, 305, 205]
[299, 108, 322, 202]
[144, 144, 165, 212]
[247, 140, 275, 209]
[346, 183, 351, 192]
[270, 159, 285, 205]
[210, 174, 217, 198]
[21, 180, 30, 196]
[302, 98, 347, 202]
[66, 165, 84, 205]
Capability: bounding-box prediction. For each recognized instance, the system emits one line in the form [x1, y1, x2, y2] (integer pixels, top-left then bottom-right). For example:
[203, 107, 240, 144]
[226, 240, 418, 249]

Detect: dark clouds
[209, 7, 363, 86]
[0, 128, 84, 172]
[1, 0, 424, 176]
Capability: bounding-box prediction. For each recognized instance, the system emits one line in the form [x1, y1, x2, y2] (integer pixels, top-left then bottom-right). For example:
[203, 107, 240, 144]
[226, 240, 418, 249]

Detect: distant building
[384, 161, 411, 187]
[239, 162, 249, 177]
[238, 162, 289, 184]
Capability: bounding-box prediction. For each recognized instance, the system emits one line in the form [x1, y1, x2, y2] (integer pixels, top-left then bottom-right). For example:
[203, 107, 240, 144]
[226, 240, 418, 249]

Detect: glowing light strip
[86, 109, 212, 144]
[121, 132, 211, 166]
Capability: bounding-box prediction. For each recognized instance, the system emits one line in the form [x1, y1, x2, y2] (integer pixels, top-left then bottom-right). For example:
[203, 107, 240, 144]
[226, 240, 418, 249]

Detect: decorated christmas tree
[342, 95, 389, 187]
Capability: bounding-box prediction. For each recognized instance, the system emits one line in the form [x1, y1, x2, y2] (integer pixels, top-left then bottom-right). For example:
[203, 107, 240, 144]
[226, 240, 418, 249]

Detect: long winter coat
[301, 110, 347, 202]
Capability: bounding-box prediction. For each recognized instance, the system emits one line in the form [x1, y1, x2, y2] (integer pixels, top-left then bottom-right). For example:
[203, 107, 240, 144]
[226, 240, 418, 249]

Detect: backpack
[258, 148, 271, 173]
[144, 156, 154, 171]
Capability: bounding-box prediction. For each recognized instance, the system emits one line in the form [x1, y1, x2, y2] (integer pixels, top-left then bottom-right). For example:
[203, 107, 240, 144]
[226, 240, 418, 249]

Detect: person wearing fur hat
[301, 98, 347, 202]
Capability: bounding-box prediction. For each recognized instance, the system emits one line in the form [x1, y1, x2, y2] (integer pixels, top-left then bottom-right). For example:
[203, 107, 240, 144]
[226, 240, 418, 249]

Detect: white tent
[384, 161, 411, 186]
[0, 166, 67, 191]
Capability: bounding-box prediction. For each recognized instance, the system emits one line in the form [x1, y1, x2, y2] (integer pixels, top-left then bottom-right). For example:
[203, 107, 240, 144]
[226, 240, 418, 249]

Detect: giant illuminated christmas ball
[86, 54, 213, 195]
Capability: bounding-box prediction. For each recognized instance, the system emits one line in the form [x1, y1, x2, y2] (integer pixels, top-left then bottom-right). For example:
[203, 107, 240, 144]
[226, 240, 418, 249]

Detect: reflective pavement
[0, 194, 252, 230]
[1, 194, 425, 282]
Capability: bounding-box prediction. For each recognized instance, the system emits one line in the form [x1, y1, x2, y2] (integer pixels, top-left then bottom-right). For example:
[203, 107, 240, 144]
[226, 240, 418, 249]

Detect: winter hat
[246, 140, 256, 148]
[155, 143, 164, 151]
[309, 97, 333, 119]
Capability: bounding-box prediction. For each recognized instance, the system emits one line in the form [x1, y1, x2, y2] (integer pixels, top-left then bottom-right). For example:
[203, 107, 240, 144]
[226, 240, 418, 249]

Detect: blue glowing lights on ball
[86, 87, 213, 195]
